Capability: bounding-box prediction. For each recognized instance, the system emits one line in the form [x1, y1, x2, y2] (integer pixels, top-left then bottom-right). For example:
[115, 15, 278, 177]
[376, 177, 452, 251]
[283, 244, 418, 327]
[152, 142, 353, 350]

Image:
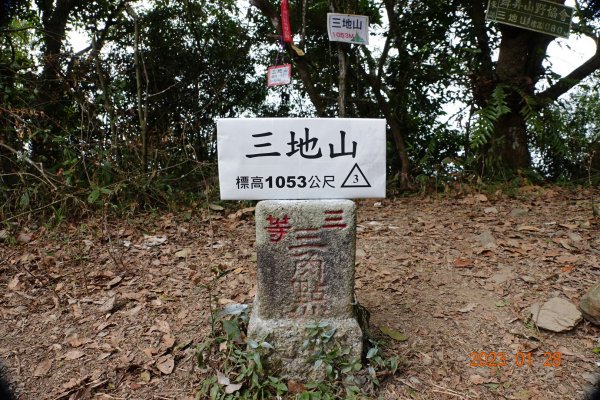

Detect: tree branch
[465, 0, 495, 106]
[0, 141, 59, 191]
[535, 35, 600, 106]
[250, 0, 327, 116]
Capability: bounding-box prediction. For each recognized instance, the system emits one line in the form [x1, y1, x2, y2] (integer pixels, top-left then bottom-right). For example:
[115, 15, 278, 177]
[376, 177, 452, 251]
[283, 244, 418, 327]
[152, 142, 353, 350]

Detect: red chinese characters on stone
[290, 252, 326, 317]
[285, 208, 348, 317]
[322, 210, 347, 229]
[288, 228, 326, 317]
[266, 214, 291, 242]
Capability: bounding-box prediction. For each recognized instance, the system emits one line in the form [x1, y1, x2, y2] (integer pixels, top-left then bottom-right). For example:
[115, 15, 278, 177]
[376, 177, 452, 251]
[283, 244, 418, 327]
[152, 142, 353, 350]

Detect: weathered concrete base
[247, 313, 363, 380]
[248, 199, 363, 380]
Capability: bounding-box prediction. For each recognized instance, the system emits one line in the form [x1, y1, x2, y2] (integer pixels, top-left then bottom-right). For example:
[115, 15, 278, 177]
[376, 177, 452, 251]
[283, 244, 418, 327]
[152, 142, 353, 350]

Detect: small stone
[474, 194, 488, 202]
[475, 231, 497, 249]
[579, 281, 600, 326]
[17, 232, 32, 243]
[520, 275, 535, 283]
[156, 354, 175, 375]
[33, 359, 53, 377]
[509, 208, 529, 218]
[531, 297, 582, 332]
[99, 295, 116, 313]
[174, 248, 192, 258]
[489, 266, 514, 284]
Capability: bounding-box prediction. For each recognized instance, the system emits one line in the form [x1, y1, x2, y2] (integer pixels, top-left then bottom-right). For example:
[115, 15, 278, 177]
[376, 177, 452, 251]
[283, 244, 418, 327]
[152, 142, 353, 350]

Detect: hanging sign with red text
[327, 13, 369, 45]
[217, 118, 386, 200]
[267, 64, 292, 86]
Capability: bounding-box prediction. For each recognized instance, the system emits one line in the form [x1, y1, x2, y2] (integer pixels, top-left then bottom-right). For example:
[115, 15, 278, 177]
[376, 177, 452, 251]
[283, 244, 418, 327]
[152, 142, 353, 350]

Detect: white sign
[217, 118, 385, 200]
[327, 13, 369, 45]
[267, 64, 291, 86]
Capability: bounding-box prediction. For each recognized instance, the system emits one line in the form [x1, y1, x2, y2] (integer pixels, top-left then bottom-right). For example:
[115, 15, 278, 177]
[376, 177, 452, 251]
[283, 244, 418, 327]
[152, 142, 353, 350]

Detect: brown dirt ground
[1, 186, 600, 400]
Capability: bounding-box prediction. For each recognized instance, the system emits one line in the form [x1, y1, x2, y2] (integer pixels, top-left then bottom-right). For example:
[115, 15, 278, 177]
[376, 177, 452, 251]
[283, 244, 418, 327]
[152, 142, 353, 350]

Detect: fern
[470, 85, 511, 149]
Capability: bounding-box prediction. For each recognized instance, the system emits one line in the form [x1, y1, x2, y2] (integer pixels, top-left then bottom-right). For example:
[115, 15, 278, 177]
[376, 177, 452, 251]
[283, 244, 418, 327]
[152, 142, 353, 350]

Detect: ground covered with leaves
[1, 186, 600, 399]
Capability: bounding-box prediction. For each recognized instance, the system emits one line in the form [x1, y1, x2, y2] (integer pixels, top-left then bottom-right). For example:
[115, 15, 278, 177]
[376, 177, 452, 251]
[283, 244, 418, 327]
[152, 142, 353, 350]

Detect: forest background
[1, 0, 600, 222]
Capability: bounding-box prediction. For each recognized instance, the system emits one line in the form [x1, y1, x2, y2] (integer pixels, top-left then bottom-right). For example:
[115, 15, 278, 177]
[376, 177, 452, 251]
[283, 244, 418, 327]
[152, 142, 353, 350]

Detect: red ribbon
[280, 0, 292, 43]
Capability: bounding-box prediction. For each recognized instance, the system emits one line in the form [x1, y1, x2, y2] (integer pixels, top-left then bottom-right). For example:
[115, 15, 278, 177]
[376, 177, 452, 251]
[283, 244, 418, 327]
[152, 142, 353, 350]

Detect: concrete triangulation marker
[247, 199, 363, 379]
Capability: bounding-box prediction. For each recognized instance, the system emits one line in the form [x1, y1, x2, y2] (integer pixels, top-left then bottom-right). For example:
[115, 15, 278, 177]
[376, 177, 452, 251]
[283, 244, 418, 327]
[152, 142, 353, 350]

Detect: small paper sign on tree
[267, 64, 292, 87]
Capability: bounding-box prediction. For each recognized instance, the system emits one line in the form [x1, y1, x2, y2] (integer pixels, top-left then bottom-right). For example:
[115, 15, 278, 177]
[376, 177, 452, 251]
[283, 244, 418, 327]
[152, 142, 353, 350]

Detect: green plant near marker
[196, 304, 287, 399]
[195, 305, 399, 399]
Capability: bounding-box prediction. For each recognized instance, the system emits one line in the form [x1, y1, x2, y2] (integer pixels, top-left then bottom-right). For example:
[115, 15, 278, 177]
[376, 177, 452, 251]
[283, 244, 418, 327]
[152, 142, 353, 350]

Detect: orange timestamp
[469, 351, 562, 368]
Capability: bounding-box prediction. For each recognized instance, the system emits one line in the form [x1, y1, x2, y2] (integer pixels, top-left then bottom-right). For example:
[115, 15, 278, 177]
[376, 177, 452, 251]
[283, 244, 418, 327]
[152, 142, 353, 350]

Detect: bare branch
[0, 142, 59, 191]
[535, 36, 600, 106]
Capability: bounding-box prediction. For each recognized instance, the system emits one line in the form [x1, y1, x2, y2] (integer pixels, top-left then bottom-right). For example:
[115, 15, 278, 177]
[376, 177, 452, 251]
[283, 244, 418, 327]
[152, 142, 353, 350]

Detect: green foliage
[1, 0, 600, 220]
[0, 0, 265, 222]
[531, 77, 600, 181]
[470, 85, 511, 150]
[196, 304, 288, 400]
[195, 305, 399, 400]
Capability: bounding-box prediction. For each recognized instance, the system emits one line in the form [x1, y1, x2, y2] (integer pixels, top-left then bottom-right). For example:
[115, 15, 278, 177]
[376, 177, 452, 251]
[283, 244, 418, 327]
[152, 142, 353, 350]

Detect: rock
[248, 200, 363, 380]
[531, 297, 582, 332]
[579, 281, 600, 326]
[509, 208, 529, 218]
[489, 266, 515, 284]
[475, 231, 497, 249]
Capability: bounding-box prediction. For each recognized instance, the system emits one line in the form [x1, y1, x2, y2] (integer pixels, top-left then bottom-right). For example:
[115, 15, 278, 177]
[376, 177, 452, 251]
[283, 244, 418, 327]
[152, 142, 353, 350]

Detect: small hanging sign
[267, 64, 292, 87]
[327, 13, 369, 45]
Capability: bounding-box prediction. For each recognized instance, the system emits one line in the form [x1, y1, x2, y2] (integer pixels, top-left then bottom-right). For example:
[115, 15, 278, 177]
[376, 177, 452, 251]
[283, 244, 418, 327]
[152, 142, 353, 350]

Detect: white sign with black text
[327, 13, 369, 45]
[217, 118, 385, 200]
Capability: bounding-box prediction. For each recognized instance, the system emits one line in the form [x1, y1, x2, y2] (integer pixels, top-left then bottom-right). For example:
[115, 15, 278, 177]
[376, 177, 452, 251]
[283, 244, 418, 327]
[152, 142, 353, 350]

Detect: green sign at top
[486, 0, 574, 38]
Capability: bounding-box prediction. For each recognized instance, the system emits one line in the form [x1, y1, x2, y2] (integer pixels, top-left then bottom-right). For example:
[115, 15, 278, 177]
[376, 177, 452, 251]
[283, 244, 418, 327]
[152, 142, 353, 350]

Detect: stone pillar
[248, 200, 363, 379]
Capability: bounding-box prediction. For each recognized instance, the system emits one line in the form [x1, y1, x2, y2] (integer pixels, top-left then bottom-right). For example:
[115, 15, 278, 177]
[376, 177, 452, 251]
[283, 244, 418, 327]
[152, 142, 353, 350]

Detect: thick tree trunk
[466, 0, 600, 174]
[490, 25, 554, 170]
[494, 112, 531, 170]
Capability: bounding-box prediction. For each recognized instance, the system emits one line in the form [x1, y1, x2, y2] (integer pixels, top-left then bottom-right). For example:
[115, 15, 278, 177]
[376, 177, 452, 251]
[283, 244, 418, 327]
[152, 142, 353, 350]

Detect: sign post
[218, 118, 383, 378]
[217, 118, 385, 200]
[486, 0, 574, 38]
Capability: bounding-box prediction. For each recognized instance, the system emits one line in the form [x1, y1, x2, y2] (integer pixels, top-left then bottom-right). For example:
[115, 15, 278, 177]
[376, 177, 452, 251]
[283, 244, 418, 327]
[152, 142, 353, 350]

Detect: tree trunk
[362, 68, 411, 190]
[494, 112, 531, 170]
[357, 44, 412, 190]
[32, 0, 77, 167]
[490, 25, 554, 170]
[465, 0, 600, 174]
[128, 6, 149, 169]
